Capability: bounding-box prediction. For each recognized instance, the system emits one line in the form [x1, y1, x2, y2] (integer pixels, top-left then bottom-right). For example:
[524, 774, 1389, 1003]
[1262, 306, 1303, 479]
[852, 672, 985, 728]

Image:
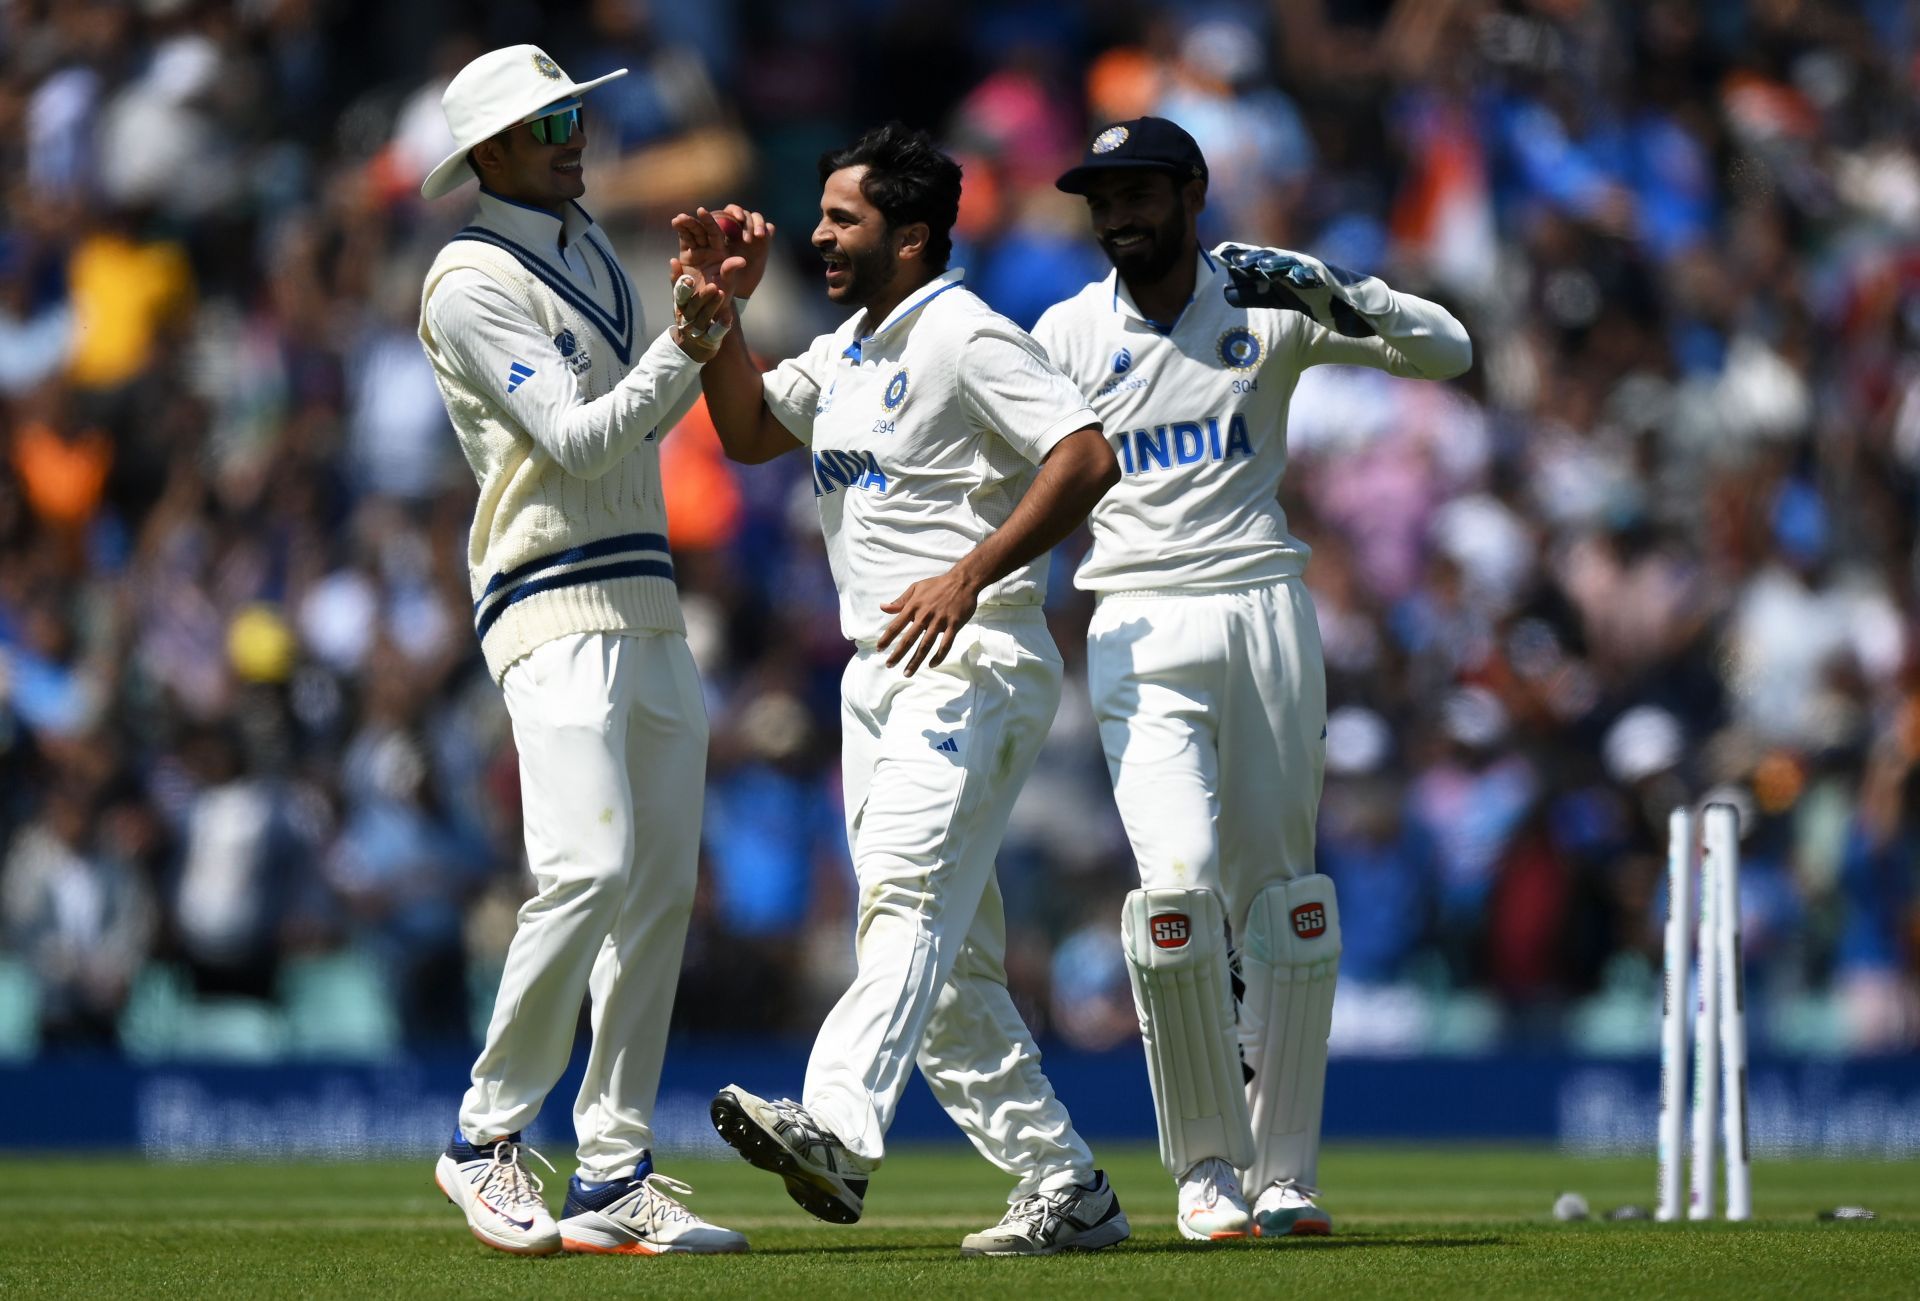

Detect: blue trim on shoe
[445, 1128, 522, 1161]
[562, 1154, 656, 1217]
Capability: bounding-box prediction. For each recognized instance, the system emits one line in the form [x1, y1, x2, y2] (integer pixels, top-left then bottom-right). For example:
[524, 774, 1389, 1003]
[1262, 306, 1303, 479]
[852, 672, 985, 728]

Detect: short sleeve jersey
[763, 270, 1099, 644]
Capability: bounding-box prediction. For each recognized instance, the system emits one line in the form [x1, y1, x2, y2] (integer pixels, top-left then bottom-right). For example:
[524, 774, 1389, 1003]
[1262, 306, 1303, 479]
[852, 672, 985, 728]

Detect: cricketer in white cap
[415, 43, 763, 1257]
[1034, 117, 1472, 1242]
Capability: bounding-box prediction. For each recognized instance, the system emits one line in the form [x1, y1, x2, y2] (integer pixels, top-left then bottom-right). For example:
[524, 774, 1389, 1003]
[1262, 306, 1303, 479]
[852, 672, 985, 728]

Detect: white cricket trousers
[1087, 578, 1327, 921]
[805, 609, 1097, 1199]
[459, 630, 707, 1183]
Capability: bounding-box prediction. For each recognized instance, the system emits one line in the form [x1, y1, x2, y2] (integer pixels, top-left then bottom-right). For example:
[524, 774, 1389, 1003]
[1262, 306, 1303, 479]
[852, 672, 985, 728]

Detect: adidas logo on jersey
[931, 735, 959, 753]
[506, 360, 535, 394]
[1115, 415, 1254, 476]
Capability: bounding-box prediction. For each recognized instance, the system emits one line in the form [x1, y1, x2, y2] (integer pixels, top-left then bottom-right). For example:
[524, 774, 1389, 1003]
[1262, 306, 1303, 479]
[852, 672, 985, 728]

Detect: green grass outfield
[0, 1145, 1912, 1298]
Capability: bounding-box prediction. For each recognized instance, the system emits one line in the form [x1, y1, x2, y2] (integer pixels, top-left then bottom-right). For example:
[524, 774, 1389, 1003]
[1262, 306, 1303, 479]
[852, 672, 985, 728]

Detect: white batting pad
[1239, 873, 1341, 1193]
[1122, 887, 1255, 1176]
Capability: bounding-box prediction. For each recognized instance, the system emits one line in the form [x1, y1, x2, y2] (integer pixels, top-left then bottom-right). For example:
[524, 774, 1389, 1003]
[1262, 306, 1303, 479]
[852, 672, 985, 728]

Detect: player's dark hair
[819, 122, 962, 273]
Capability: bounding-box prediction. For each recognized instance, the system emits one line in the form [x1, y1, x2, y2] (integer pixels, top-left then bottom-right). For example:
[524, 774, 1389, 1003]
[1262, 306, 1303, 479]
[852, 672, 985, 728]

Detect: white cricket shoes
[710, 1084, 872, 1224]
[1176, 1157, 1251, 1240]
[558, 1170, 749, 1255]
[959, 1170, 1131, 1257]
[1251, 1178, 1333, 1237]
[434, 1130, 561, 1255]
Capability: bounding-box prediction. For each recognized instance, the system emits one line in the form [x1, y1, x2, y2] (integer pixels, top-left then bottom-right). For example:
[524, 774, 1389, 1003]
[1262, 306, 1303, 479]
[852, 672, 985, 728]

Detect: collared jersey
[762, 270, 1099, 645]
[1032, 245, 1462, 593]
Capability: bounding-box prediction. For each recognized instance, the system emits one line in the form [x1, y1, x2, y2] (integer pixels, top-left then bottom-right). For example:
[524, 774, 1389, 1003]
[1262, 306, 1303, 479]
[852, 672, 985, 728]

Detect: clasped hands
[670, 202, 966, 676]
[668, 205, 774, 362]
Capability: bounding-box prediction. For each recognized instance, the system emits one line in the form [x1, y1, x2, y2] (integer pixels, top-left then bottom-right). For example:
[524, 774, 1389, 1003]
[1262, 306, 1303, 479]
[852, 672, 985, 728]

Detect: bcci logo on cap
[1291, 903, 1327, 939]
[532, 52, 562, 80]
[1092, 125, 1130, 154]
[1149, 912, 1191, 949]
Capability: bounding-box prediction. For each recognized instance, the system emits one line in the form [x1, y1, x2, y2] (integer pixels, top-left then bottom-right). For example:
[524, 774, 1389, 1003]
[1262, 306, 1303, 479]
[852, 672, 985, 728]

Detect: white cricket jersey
[1032, 245, 1470, 593]
[762, 269, 1099, 644]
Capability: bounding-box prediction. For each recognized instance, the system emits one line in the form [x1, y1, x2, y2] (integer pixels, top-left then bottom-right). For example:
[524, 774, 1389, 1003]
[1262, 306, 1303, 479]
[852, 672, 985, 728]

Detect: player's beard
[837, 240, 898, 309]
[1101, 207, 1189, 285]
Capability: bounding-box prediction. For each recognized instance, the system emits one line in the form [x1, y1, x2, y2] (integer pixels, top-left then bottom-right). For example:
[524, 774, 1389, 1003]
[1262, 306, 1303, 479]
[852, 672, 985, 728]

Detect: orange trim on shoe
[1184, 1209, 1248, 1240]
[561, 1238, 662, 1255]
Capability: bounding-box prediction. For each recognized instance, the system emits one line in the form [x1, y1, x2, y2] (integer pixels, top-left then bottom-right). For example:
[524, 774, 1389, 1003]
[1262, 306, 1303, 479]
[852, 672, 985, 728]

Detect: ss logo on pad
[1291, 904, 1326, 939]
[1150, 913, 1191, 949]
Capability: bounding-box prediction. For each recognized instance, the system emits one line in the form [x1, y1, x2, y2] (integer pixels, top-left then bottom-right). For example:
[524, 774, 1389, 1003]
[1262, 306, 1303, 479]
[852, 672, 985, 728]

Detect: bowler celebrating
[1033, 117, 1472, 1241]
[680, 123, 1129, 1257]
[415, 44, 747, 1257]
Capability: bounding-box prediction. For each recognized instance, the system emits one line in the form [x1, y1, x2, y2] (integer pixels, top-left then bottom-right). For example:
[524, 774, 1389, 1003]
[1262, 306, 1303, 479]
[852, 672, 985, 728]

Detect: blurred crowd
[1, 0, 1916, 1065]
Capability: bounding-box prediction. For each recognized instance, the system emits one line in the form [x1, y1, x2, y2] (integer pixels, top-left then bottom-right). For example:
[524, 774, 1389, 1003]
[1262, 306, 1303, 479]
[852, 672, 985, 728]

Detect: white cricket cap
[420, 44, 626, 200]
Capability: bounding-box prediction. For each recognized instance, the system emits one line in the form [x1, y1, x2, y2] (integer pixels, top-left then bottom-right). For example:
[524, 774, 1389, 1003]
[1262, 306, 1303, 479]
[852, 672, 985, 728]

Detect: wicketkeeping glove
[1220, 245, 1386, 339]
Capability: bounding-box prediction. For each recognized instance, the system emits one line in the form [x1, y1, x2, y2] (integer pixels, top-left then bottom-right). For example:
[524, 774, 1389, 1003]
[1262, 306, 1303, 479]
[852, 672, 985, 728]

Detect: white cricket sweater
[419, 190, 703, 681]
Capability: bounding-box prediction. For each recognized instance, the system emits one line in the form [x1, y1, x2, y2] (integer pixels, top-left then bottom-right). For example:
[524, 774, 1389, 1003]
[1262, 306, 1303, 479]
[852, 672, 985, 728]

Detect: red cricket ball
[713, 212, 744, 243]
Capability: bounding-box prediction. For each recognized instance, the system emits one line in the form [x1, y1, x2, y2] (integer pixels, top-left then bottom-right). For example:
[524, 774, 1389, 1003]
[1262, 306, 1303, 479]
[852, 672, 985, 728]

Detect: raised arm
[673, 207, 807, 464]
[423, 269, 731, 480]
[692, 315, 807, 464]
[1218, 244, 1473, 380]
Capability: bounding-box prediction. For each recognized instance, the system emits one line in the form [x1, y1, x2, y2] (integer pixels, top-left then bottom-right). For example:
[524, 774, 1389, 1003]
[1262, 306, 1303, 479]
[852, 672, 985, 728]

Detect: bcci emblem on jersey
[883, 368, 910, 412]
[553, 327, 591, 375]
[1217, 326, 1262, 370]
